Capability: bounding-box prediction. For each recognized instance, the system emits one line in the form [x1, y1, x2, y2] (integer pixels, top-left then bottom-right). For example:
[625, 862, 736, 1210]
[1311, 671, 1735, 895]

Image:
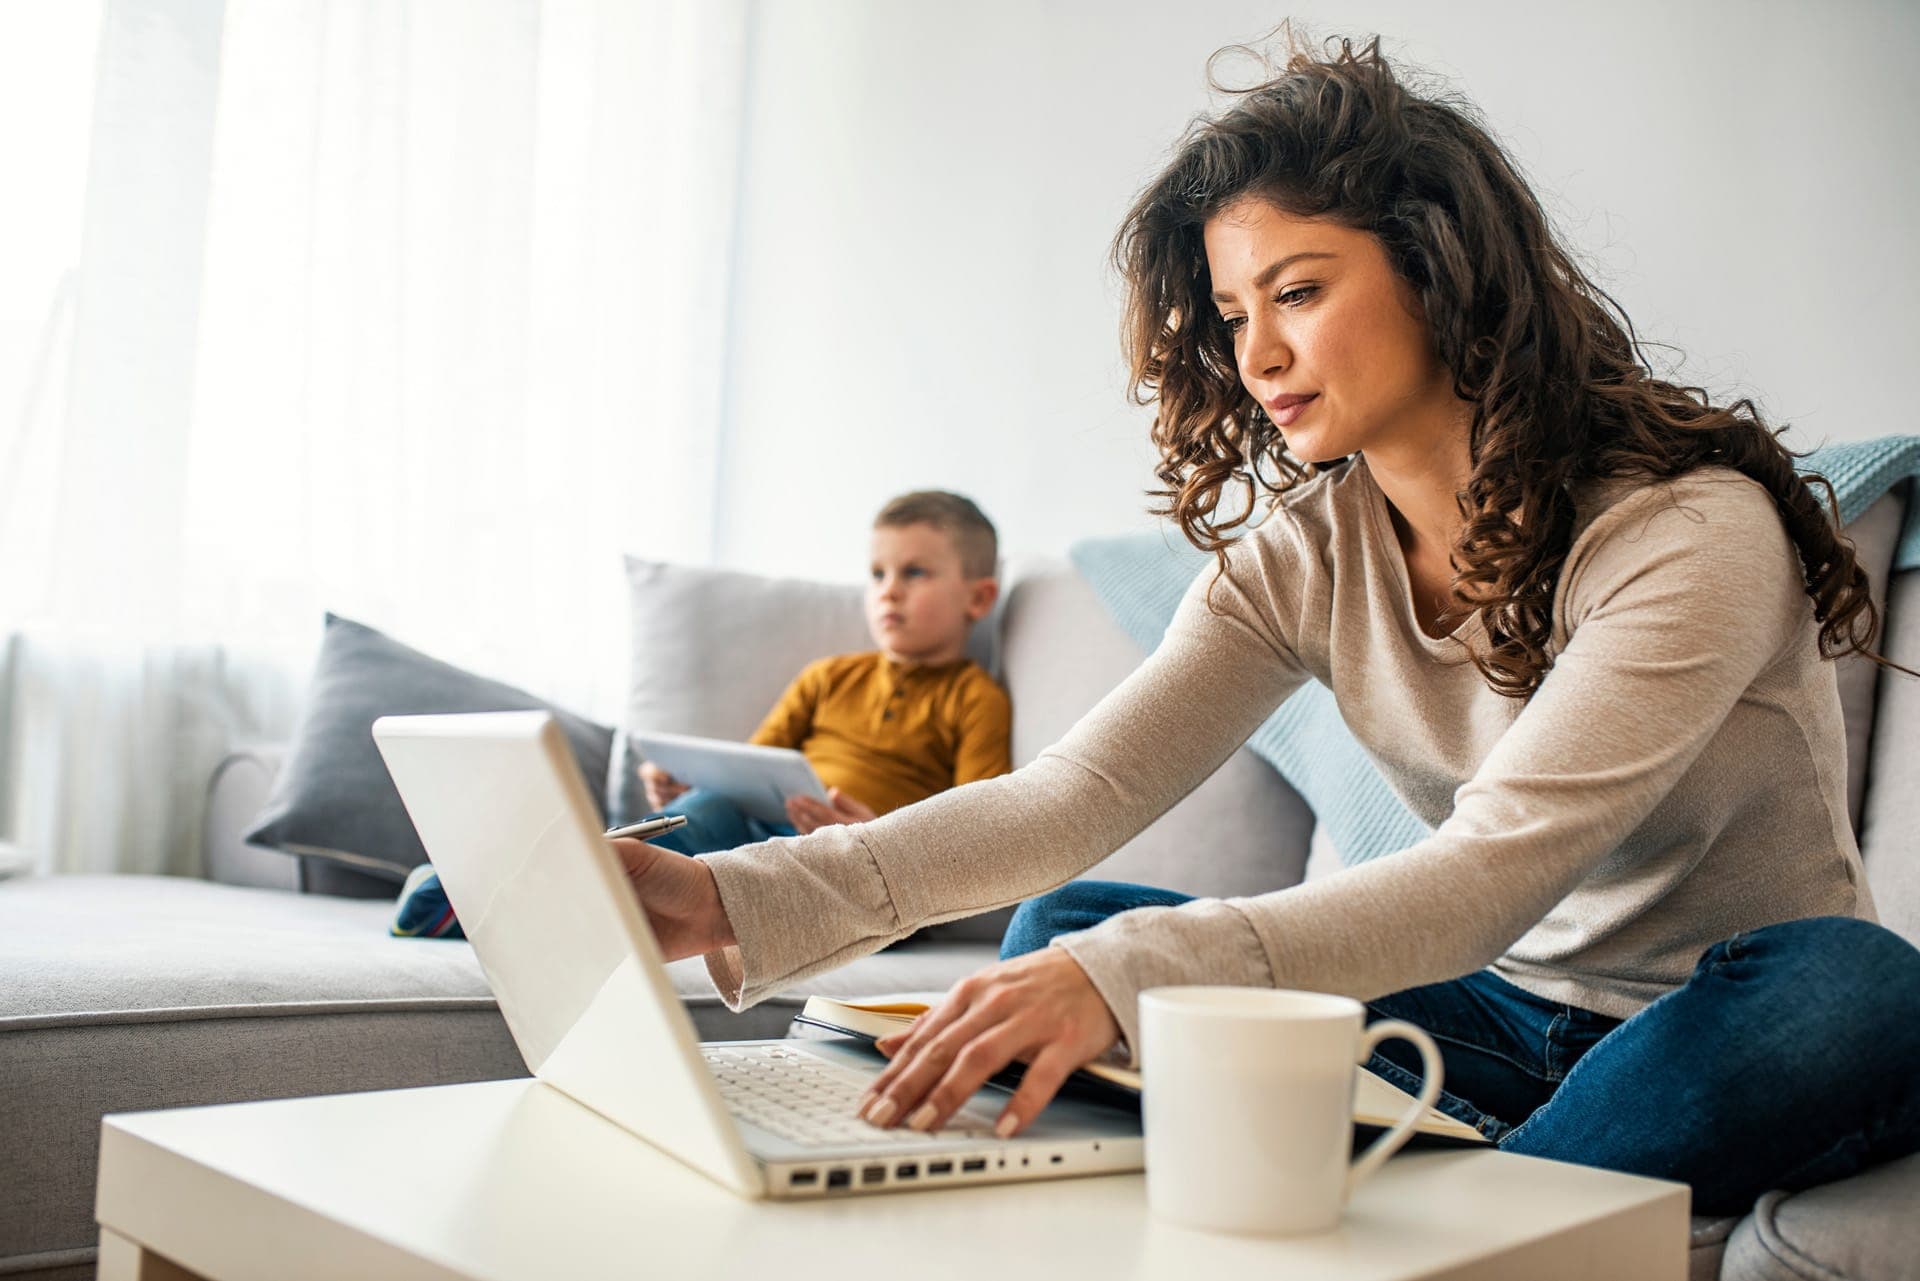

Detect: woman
[618, 34, 1920, 1214]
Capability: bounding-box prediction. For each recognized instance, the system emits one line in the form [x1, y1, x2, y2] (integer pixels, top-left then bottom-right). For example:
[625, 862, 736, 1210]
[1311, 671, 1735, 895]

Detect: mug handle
[1346, 1019, 1444, 1196]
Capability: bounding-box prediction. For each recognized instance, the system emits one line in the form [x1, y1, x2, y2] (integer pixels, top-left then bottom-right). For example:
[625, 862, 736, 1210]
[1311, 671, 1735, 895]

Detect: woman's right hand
[639, 761, 689, 812]
[608, 837, 736, 959]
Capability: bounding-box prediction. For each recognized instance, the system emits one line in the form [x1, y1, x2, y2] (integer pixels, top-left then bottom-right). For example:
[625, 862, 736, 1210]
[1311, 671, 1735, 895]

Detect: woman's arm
[695, 516, 1319, 1008]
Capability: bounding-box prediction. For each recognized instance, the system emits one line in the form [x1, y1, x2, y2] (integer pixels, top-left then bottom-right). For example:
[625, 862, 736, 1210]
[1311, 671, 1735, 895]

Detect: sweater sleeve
[1054, 474, 1813, 1061]
[699, 518, 1318, 1008]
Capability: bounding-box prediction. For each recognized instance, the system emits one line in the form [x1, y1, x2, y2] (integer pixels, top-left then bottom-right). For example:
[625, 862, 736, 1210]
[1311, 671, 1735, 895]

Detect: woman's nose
[1239, 315, 1292, 381]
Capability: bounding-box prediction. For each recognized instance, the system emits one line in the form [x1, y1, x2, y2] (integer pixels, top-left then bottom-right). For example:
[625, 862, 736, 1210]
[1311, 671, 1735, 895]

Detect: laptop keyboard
[703, 1045, 1001, 1148]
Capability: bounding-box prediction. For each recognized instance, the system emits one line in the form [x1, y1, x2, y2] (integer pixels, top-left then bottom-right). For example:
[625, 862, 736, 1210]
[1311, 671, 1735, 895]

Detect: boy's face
[866, 522, 998, 665]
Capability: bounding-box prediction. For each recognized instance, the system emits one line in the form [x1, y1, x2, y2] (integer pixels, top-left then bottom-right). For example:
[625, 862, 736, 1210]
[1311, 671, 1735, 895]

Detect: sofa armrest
[203, 745, 297, 891]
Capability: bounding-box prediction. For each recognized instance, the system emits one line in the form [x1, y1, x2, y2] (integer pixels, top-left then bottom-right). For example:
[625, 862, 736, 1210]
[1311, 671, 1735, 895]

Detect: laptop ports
[826, 1168, 852, 1190]
[861, 1165, 886, 1186]
[894, 1162, 920, 1179]
[789, 1169, 819, 1188]
[961, 1158, 987, 1173]
[927, 1160, 953, 1176]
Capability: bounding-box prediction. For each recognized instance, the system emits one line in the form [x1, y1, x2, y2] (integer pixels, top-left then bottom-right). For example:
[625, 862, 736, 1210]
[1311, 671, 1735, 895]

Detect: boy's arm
[950, 675, 1013, 785]
[747, 660, 823, 750]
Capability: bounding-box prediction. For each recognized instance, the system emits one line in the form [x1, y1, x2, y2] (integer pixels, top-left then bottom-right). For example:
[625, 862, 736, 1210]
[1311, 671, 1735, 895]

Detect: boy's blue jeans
[644, 788, 797, 856]
[1001, 880, 1920, 1216]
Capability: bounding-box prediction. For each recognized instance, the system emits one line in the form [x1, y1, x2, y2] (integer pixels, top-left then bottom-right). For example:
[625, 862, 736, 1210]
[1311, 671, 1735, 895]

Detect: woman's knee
[1708, 916, 1920, 994]
[1689, 916, 1920, 1057]
[999, 880, 1194, 961]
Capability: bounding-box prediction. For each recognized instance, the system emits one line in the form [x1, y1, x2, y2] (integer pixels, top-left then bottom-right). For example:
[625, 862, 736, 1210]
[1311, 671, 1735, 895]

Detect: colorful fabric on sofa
[1070, 436, 1920, 868]
[390, 863, 465, 939]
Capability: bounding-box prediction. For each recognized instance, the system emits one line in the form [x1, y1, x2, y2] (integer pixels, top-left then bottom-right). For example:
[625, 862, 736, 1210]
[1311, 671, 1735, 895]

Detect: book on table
[794, 995, 1489, 1147]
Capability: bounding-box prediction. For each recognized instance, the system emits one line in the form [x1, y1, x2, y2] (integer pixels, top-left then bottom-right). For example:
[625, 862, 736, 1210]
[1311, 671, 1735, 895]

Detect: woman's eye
[1219, 286, 1317, 335]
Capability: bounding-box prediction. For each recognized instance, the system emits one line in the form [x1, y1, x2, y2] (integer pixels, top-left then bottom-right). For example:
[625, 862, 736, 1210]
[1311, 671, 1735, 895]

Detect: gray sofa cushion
[999, 556, 1316, 898]
[245, 614, 615, 895]
[1720, 1150, 1920, 1281]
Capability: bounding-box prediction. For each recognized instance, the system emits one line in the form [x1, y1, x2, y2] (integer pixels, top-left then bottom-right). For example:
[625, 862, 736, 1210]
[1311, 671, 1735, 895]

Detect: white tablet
[631, 730, 831, 826]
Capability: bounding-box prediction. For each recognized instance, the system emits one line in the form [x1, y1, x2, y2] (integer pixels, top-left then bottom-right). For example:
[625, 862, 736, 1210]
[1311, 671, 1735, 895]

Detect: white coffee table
[96, 1077, 1688, 1280]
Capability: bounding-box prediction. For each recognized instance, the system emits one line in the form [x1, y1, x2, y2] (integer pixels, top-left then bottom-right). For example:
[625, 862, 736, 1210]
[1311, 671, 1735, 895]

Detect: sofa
[4, 495, 1918, 1281]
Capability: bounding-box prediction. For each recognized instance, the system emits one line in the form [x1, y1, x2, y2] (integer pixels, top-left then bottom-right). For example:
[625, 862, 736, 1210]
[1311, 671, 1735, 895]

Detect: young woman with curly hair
[617, 33, 1920, 1213]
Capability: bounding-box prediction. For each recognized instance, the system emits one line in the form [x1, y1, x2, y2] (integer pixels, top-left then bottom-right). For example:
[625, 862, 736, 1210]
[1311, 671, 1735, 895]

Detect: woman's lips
[1265, 393, 1318, 427]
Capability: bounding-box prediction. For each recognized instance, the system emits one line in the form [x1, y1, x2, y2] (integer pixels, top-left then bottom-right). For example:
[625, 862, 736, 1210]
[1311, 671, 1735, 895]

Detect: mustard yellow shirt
[748, 652, 1012, 817]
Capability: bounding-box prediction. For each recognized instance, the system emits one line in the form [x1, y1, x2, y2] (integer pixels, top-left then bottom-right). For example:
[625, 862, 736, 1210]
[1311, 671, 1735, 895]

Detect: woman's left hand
[856, 946, 1121, 1138]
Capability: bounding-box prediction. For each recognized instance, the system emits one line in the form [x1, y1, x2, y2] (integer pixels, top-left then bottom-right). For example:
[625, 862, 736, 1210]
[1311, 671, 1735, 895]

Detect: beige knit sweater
[701, 456, 1874, 1060]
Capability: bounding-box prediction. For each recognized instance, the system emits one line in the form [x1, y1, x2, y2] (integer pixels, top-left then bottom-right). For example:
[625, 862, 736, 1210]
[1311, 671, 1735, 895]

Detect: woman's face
[1202, 196, 1460, 466]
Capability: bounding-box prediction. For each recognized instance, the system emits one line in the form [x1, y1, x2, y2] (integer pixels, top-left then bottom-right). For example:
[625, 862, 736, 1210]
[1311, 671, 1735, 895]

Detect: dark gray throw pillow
[244, 613, 615, 896]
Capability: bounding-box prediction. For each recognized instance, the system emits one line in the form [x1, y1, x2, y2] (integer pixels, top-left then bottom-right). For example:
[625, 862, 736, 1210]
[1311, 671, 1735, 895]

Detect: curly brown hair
[1112, 28, 1910, 698]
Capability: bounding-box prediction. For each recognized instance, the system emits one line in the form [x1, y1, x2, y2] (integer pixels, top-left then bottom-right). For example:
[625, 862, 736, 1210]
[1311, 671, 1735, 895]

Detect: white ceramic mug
[1137, 986, 1444, 1236]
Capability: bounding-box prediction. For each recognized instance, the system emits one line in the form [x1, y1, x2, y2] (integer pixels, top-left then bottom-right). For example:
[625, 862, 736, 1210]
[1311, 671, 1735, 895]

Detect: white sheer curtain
[1, 0, 748, 876]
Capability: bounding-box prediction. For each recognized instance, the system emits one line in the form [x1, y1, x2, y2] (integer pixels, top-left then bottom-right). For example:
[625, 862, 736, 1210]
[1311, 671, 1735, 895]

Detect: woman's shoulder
[1560, 464, 1799, 614]
[1569, 464, 1784, 554]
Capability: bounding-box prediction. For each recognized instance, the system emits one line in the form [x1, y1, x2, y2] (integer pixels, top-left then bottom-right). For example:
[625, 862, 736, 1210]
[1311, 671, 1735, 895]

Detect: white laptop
[628, 729, 829, 826]
[371, 710, 1144, 1199]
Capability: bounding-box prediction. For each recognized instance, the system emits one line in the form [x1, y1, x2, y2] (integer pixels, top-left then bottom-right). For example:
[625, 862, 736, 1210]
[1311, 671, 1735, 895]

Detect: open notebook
[796, 996, 1489, 1146]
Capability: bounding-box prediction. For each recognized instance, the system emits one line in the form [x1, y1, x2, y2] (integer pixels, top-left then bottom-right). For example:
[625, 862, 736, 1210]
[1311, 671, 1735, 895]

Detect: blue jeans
[644, 788, 797, 856]
[1002, 880, 1920, 1216]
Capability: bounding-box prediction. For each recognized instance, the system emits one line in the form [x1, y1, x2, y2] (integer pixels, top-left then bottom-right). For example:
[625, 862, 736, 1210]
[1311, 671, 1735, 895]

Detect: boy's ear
[965, 577, 1000, 622]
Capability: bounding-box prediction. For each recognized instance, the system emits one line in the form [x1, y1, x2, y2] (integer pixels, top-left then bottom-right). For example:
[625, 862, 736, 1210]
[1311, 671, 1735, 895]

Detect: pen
[604, 814, 691, 841]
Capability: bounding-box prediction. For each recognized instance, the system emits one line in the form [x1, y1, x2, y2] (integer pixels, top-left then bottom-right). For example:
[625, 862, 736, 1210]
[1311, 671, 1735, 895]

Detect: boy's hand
[638, 761, 689, 812]
[606, 838, 735, 958]
[785, 787, 877, 835]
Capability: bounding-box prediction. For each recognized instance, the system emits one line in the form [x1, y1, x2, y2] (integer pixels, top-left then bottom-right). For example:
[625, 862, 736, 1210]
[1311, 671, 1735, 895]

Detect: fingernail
[907, 1103, 939, 1131]
[995, 1112, 1019, 1139]
[865, 1097, 899, 1127]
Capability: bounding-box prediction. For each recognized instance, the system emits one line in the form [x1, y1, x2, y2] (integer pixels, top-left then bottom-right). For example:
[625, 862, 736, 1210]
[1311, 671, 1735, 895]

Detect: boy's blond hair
[873, 491, 998, 580]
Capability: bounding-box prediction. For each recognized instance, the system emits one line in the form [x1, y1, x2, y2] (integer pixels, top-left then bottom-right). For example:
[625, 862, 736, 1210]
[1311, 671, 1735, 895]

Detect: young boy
[390, 490, 1010, 938]
[639, 489, 1011, 853]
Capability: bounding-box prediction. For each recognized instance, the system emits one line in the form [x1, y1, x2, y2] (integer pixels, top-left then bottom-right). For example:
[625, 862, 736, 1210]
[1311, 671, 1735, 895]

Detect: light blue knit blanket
[1069, 436, 1920, 867]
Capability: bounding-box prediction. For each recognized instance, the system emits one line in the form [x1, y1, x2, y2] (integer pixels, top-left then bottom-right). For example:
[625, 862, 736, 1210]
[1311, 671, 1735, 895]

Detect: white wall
[712, 0, 1920, 579]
